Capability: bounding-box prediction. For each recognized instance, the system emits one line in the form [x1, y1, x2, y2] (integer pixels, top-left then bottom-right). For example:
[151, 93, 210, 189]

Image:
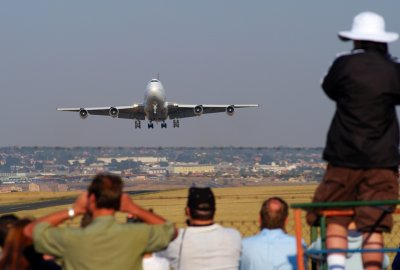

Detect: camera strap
[177, 228, 187, 270]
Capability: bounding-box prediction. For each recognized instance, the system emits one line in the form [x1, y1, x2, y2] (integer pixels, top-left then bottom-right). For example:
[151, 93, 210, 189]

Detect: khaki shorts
[307, 164, 399, 232]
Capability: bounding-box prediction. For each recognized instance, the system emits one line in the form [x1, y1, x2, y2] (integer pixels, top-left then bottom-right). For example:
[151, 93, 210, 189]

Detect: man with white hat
[307, 12, 400, 270]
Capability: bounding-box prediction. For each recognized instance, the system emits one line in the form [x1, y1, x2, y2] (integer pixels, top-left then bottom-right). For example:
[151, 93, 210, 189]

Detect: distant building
[83, 163, 106, 174]
[142, 165, 168, 176]
[42, 164, 69, 176]
[97, 156, 167, 165]
[57, 184, 68, 192]
[253, 162, 297, 174]
[28, 183, 40, 192]
[0, 185, 23, 193]
[68, 156, 167, 166]
[170, 164, 215, 175]
[38, 184, 52, 192]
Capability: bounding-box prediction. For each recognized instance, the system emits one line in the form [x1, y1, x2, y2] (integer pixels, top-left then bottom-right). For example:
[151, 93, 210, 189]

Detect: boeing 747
[57, 78, 259, 129]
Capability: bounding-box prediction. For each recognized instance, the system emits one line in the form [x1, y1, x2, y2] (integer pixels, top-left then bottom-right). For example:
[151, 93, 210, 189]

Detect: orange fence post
[321, 209, 354, 217]
[294, 209, 304, 270]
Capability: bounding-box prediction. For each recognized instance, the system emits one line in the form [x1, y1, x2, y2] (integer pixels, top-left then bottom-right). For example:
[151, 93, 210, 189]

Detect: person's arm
[322, 57, 346, 101]
[24, 192, 88, 239]
[394, 62, 400, 105]
[120, 193, 165, 224]
[120, 193, 177, 239]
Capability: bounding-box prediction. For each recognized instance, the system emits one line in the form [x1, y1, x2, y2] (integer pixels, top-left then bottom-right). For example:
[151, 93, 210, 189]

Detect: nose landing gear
[161, 122, 167, 129]
[148, 122, 154, 129]
[173, 119, 180, 128]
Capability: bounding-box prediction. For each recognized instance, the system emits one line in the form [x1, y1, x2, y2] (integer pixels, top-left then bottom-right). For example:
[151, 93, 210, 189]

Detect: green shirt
[33, 216, 174, 270]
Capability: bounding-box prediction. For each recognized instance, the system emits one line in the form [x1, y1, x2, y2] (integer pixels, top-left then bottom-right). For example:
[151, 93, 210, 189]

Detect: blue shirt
[240, 229, 305, 270]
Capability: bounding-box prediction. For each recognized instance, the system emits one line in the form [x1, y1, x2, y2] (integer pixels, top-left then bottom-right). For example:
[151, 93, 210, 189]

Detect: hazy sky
[1, 1, 400, 147]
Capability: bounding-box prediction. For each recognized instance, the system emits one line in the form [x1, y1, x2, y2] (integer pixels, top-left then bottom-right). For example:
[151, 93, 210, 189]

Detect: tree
[85, 157, 98, 165]
[239, 168, 248, 178]
[260, 154, 274, 164]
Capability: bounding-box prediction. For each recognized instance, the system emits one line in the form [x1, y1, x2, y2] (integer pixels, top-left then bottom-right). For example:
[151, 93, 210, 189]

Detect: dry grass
[13, 185, 318, 233]
[0, 191, 80, 206]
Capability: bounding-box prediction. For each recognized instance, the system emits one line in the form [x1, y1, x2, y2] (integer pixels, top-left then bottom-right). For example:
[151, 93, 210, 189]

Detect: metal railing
[291, 200, 400, 270]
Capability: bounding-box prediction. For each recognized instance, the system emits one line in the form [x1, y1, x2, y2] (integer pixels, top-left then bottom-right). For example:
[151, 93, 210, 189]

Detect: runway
[0, 190, 155, 214]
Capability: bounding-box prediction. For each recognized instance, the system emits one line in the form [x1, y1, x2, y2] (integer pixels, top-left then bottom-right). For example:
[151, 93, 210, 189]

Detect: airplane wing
[167, 103, 259, 119]
[57, 104, 145, 120]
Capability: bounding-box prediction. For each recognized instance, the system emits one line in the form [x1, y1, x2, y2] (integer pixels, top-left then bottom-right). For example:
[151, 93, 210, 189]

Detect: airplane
[57, 78, 259, 129]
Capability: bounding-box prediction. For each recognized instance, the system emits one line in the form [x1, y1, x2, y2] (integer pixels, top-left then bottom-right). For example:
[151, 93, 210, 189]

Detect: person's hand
[73, 192, 88, 215]
[120, 193, 139, 214]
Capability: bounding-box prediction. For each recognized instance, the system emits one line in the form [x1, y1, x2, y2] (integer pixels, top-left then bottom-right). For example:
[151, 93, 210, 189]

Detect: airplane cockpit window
[151, 79, 158, 82]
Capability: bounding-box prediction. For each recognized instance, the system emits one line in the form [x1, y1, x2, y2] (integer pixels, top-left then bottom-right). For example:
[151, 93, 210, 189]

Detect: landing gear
[148, 122, 154, 129]
[135, 120, 141, 129]
[173, 119, 180, 128]
[161, 122, 167, 129]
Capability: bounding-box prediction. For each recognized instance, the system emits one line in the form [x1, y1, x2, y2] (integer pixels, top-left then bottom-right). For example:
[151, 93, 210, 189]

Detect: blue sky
[1, 1, 399, 147]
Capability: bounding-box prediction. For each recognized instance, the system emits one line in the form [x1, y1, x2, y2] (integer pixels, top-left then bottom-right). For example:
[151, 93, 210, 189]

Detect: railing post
[294, 209, 304, 270]
[320, 216, 327, 270]
[311, 226, 318, 270]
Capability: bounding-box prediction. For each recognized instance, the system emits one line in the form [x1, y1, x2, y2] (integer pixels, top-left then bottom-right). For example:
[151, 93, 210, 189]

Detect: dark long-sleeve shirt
[322, 48, 400, 168]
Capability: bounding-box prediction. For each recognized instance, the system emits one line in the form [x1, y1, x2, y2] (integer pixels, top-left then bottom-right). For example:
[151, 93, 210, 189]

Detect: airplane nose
[147, 87, 161, 99]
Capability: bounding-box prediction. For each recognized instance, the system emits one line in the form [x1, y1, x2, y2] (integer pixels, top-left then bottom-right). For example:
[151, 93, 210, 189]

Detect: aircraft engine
[226, 105, 235, 116]
[109, 107, 119, 118]
[194, 105, 203, 116]
[79, 109, 88, 119]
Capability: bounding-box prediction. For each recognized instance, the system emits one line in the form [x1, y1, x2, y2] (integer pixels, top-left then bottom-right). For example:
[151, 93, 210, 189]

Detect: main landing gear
[135, 120, 141, 129]
[173, 119, 180, 128]
[142, 120, 179, 129]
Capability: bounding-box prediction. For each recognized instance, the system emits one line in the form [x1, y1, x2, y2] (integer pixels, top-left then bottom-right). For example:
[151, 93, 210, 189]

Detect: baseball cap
[187, 187, 215, 211]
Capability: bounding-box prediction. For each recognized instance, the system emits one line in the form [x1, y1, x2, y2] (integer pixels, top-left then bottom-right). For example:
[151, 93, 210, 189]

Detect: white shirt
[158, 224, 241, 270]
[143, 255, 170, 270]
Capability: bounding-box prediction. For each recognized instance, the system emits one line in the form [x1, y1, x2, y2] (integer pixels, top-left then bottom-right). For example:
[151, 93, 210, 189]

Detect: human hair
[189, 208, 215, 221]
[0, 219, 32, 270]
[354, 40, 388, 55]
[88, 173, 123, 210]
[0, 214, 18, 247]
[260, 197, 289, 230]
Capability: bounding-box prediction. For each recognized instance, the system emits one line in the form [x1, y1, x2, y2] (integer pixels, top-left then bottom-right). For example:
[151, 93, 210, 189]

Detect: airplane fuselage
[144, 79, 168, 121]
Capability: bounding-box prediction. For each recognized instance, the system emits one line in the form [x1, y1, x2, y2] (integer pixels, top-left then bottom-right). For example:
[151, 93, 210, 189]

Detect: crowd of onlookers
[0, 173, 304, 270]
[0, 172, 399, 270]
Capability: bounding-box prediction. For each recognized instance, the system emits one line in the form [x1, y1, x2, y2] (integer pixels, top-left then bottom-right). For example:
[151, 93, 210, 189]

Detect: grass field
[0, 191, 80, 206]
[11, 185, 316, 231]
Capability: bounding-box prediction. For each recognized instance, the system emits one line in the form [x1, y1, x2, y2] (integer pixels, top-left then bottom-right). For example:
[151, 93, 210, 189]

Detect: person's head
[259, 197, 289, 230]
[87, 173, 123, 213]
[338, 12, 398, 50]
[185, 187, 216, 224]
[0, 219, 32, 270]
[0, 214, 18, 248]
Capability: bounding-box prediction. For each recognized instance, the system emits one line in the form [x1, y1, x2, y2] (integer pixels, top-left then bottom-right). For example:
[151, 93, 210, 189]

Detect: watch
[68, 207, 75, 219]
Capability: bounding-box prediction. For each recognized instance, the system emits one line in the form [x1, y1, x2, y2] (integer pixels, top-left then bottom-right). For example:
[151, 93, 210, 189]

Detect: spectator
[0, 214, 18, 256]
[309, 222, 389, 269]
[306, 11, 400, 270]
[240, 197, 305, 270]
[143, 253, 170, 270]
[392, 249, 400, 269]
[24, 173, 176, 270]
[158, 187, 241, 270]
[126, 212, 171, 270]
[0, 218, 60, 270]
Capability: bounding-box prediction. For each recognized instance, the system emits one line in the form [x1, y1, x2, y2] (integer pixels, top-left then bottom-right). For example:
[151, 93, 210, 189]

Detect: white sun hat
[338, 11, 398, 43]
